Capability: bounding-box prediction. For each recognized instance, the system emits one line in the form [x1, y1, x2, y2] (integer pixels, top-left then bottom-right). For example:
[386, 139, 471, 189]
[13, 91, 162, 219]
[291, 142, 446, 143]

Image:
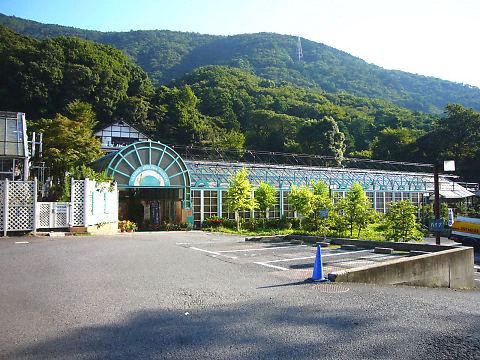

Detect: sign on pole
[319, 209, 329, 219]
[429, 219, 444, 233]
[443, 160, 455, 172]
[448, 208, 454, 227]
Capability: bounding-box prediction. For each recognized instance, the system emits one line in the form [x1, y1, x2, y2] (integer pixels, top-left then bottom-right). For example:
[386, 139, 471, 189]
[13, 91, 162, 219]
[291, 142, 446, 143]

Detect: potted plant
[119, 220, 137, 233]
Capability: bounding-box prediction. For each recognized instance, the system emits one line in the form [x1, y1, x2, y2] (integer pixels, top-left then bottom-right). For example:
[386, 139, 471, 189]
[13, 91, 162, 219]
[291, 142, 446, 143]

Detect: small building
[95, 120, 150, 152]
[0, 111, 29, 180]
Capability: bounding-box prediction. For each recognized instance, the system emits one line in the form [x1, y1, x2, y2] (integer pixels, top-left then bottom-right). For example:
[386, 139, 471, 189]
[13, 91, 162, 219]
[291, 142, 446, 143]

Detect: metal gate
[36, 202, 70, 229]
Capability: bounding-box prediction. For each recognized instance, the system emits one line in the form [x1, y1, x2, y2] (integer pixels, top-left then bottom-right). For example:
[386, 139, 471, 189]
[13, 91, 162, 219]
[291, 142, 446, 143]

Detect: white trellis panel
[36, 202, 70, 229]
[71, 180, 86, 226]
[0, 181, 5, 233]
[0, 179, 117, 236]
[71, 179, 118, 227]
[84, 180, 118, 227]
[6, 180, 35, 231]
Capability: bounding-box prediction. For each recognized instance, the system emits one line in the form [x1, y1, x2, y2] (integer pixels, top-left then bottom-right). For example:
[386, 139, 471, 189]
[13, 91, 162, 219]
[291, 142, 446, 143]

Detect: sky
[1, 0, 479, 87]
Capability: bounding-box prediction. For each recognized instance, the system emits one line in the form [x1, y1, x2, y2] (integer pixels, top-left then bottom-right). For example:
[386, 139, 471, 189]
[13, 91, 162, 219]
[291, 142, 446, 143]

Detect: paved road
[0, 232, 479, 359]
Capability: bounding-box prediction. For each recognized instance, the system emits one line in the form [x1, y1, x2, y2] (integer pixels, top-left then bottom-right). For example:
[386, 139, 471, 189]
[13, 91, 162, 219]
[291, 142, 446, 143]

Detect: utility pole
[433, 164, 441, 245]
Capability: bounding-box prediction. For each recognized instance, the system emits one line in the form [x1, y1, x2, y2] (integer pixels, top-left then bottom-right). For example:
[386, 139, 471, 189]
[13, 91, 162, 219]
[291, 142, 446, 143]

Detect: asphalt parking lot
[181, 235, 480, 287]
[0, 231, 479, 360]
[184, 238, 409, 276]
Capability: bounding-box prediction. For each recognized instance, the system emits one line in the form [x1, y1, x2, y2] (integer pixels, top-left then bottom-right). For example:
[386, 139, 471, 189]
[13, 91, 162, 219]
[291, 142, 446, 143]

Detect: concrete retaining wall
[70, 221, 118, 235]
[329, 247, 474, 289]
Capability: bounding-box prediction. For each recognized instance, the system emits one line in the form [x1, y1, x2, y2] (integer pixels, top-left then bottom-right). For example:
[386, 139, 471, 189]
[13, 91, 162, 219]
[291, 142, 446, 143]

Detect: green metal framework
[93, 141, 470, 227]
[97, 141, 191, 197]
[186, 160, 434, 192]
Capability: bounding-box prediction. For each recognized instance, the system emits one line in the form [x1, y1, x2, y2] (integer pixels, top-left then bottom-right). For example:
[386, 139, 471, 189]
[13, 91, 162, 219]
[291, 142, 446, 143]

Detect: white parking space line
[254, 262, 289, 271]
[217, 245, 308, 253]
[264, 255, 316, 264]
[15, 241, 29, 244]
[261, 249, 372, 264]
[189, 247, 221, 256]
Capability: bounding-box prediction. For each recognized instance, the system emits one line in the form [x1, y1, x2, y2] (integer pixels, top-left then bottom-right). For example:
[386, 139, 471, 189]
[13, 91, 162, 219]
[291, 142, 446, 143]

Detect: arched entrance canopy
[100, 141, 190, 189]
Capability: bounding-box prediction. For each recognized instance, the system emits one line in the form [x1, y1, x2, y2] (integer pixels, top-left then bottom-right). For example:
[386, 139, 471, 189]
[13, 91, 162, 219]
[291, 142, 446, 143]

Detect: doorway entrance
[119, 188, 184, 228]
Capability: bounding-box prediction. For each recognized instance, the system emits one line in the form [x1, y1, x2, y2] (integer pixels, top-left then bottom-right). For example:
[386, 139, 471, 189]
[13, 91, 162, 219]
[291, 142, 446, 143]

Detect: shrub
[119, 220, 137, 232]
[202, 216, 224, 228]
[202, 217, 236, 229]
[243, 219, 262, 231]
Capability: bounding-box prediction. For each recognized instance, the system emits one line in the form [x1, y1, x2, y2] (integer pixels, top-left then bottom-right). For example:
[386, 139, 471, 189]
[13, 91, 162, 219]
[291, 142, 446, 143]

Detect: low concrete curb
[328, 247, 474, 289]
[244, 234, 475, 289]
[374, 247, 393, 254]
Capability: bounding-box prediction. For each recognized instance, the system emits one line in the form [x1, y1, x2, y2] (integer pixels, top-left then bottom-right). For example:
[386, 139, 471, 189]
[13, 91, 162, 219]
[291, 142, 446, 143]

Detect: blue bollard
[307, 245, 328, 282]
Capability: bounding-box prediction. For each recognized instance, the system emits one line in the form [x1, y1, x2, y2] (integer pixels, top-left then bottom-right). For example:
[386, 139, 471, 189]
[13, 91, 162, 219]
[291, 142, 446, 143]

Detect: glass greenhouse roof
[0, 112, 27, 157]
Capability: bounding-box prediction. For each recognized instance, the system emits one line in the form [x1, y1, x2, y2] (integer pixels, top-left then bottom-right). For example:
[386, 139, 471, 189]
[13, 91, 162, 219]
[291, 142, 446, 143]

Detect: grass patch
[202, 223, 387, 240]
[203, 227, 294, 236]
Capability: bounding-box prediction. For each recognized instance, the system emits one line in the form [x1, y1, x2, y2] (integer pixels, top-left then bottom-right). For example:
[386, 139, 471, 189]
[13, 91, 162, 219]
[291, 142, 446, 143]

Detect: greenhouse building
[93, 137, 475, 228]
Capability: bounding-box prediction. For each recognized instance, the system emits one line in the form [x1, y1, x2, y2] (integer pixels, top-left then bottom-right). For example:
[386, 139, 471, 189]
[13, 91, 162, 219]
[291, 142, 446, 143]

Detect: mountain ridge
[1, 13, 480, 114]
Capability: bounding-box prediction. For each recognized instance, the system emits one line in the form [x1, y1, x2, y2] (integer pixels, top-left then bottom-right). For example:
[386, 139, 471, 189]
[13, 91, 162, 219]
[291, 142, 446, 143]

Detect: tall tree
[310, 180, 333, 234]
[371, 128, 416, 161]
[288, 185, 314, 226]
[296, 116, 345, 164]
[31, 100, 101, 181]
[254, 182, 277, 222]
[226, 168, 257, 231]
[384, 200, 422, 242]
[338, 182, 376, 237]
[416, 104, 480, 181]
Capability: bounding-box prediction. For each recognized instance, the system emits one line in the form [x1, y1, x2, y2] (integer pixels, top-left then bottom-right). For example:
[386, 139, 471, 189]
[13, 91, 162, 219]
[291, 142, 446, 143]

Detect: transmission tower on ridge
[296, 36, 303, 62]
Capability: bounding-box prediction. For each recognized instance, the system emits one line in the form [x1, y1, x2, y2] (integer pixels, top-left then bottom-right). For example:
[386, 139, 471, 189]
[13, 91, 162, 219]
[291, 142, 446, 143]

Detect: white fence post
[69, 177, 74, 227]
[83, 178, 92, 227]
[3, 179, 8, 237]
[32, 178, 37, 235]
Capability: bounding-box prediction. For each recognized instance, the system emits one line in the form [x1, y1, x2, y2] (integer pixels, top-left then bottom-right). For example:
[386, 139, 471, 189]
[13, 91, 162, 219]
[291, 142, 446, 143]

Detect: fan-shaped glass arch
[104, 141, 190, 189]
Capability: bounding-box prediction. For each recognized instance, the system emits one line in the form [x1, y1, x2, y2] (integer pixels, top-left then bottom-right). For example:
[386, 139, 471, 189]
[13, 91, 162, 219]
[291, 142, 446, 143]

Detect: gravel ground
[0, 231, 479, 360]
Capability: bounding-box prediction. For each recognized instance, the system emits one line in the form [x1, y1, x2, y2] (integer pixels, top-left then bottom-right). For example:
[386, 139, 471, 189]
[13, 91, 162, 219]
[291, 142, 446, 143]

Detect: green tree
[310, 180, 332, 235]
[226, 168, 257, 231]
[296, 116, 345, 165]
[331, 202, 349, 237]
[288, 185, 314, 227]
[371, 128, 416, 161]
[338, 182, 375, 237]
[206, 127, 245, 152]
[384, 200, 422, 242]
[31, 100, 101, 182]
[254, 182, 277, 224]
[416, 104, 480, 182]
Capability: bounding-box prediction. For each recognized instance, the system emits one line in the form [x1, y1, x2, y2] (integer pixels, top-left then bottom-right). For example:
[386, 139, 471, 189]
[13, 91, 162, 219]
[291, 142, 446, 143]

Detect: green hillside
[1, 25, 479, 181]
[1, 13, 480, 114]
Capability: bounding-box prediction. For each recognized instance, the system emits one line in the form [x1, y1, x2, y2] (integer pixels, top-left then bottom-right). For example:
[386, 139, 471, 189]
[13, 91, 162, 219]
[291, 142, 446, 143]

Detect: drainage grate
[311, 283, 350, 293]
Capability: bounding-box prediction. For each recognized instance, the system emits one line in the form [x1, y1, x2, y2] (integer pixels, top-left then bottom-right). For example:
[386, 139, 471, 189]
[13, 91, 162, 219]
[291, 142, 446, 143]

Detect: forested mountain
[1, 25, 479, 181]
[1, 13, 480, 114]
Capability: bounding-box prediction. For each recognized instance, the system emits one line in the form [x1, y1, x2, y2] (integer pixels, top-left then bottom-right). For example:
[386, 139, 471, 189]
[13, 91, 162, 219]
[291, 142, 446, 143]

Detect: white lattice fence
[0, 181, 4, 232]
[71, 180, 86, 226]
[6, 180, 35, 232]
[0, 179, 117, 235]
[70, 179, 118, 227]
[36, 202, 70, 228]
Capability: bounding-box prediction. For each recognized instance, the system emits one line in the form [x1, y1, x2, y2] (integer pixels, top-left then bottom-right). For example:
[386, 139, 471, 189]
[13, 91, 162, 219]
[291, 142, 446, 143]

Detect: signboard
[150, 200, 160, 225]
[452, 219, 480, 237]
[319, 209, 329, 219]
[443, 160, 455, 172]
[429, 219, 444, 232]
[448, 208, 454, 227]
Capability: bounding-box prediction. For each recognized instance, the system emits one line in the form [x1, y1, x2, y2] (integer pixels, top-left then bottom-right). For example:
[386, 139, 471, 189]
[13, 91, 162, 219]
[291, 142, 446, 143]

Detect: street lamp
[433, 160, 455, 245]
